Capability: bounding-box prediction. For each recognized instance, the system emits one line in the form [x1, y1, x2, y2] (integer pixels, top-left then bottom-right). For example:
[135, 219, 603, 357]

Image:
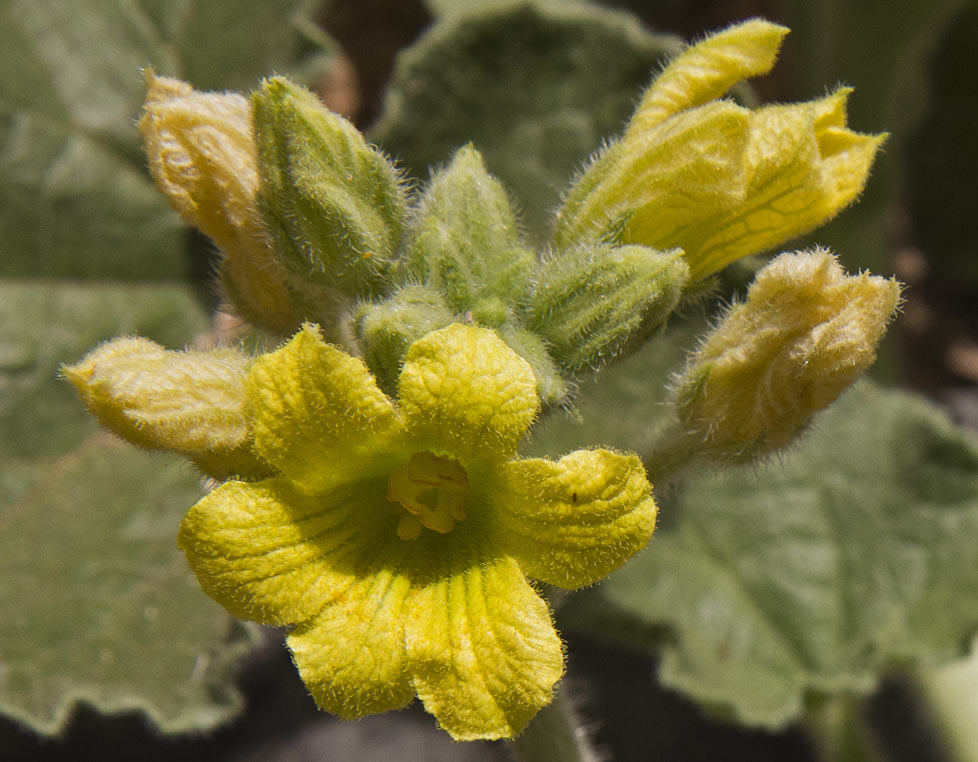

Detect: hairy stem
[509, 685, 603, 762]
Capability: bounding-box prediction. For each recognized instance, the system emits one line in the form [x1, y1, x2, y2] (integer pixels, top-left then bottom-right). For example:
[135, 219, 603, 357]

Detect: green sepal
[524, 244, 689, 373]
[253, 76, 408, 298]
[399, 144, 534, 314]
[354, 285, 456, 395]
[497, 325, 568, 408]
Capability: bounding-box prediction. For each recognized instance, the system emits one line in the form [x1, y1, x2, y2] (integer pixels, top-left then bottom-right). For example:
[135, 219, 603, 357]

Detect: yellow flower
[177, 323, 657, 740]
[554, 19, 886, 282]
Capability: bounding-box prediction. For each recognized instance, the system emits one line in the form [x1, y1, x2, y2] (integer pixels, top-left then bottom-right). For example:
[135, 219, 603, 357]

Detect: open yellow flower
[178, 323, 657, 740]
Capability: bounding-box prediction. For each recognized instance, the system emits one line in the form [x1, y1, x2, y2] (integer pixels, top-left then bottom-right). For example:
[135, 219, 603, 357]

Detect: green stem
[641, 428, 701, 485]
[508, 686, 603, 762]
[805, 694, 887, 762]
[912, 641, 978, 762]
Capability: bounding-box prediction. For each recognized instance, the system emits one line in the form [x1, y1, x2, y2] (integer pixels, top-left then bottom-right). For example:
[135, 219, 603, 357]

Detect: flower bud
[400, 145, 534, 313]
[63, 337, 269, 479]
[525, 244, 689, 372]
[554, 20, 885, 282]
[354, 285, 456, 394]
[253, 77, 407, 298]
[140, 71, 299, 333]
[673, 248, 902, 460]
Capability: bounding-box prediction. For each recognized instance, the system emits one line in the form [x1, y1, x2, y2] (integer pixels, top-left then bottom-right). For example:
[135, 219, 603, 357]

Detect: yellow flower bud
[139, 70, 298, 333]
[673, 248, 901, 460]
[555, 20, 886, 282]
[63, 337, 268, 479]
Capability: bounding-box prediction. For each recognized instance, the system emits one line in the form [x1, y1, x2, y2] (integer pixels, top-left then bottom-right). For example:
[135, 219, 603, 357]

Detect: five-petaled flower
[177, 322, 657, 740]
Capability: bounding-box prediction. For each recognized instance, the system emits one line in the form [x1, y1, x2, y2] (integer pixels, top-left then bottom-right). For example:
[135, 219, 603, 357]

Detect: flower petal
[288, 566, 415, 719]
[397, 324, 539, 459]
[405, 554, 563, 740]
[247, 324, 404, 488]
[178, 476, 392, 626]
[492, 450, 657, 588]
[626, 18, 788, 136]
[675, 95, 885, 281]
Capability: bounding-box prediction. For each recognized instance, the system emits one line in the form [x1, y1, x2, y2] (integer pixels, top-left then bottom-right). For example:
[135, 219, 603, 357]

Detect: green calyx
[399, 144, 535, 314]
[354, 285, 455, 395]
[253, 77, 408, 299]
[247, 78, 690, 408]
[524, 244, 689, 373]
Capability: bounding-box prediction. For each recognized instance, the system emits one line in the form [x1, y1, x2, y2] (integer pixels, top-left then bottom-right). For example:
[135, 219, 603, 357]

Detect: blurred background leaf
[0, 0, 338, 736]
[0, 0, 336, 279]
[560, 383, 978, 729]
[370, 0, 680, 242]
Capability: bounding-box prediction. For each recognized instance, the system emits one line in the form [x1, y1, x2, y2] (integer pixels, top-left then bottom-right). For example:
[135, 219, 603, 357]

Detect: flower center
[386, 451, 470, 540]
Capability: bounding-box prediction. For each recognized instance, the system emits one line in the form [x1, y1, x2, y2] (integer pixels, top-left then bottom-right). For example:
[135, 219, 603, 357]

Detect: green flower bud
[525, 244, 689, 372]
[401, 145, 535, 312]
[673, 248, 902, 460]
[253, 76, 408, 298]
[354, 285, 455, 394]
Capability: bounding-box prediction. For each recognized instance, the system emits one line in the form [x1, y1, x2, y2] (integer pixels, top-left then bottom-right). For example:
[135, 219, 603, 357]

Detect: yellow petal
[289, 567, 415, 718]
[397, 324, 539, 459]
[63, 336, 266, 479]
[625, 18, 788, 137]
[178, 477, 393, 625]
[666, 95, 885, 281]
[602, 101, 750, 249]
[492, 450, 657, 588]
[247, 324, 404, 489]
[405, 554, 563, 740]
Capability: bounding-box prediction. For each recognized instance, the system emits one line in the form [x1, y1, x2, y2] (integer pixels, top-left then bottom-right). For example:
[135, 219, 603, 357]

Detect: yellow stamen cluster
[387, 451, 470, 539]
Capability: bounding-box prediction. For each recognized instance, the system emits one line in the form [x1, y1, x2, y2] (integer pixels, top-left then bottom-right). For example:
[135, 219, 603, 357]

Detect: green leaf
[0, 281, 208, 460]
[0, 434, 259, 735]
[574, 382, 978, 728]
[0, 0, 335, 280]
[371, 0, 679, 241]
[0, 280, 260, 734]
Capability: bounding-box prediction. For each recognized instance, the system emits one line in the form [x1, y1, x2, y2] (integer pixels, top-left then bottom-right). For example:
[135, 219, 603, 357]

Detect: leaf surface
[0, 0, 334, 279]
[371, 0, 679, 241]
[0, 281, 259, 735]
[566, 383, 978, 727]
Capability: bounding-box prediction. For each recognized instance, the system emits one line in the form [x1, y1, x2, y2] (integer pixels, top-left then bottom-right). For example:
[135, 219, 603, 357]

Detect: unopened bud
[355, 286, 455, 394]
[140, 71, 299, 333]
[673, 248, 902, 460]
[63, 337, 268, 479]
[253, 77, 407, 298]
[525, 244, 689, 372]
[400, 145, 534, 313]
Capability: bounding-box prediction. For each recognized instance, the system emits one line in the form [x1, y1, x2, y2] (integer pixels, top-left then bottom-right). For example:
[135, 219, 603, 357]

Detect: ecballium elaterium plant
[65, 18, 900, 747]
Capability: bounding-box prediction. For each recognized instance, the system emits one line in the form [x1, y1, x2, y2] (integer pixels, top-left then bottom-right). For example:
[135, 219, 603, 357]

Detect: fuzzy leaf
[571, 383, 978, 728]
[0, 435, 258, 735]
[371, 0, 679, 241]
[0, 0, 335, 279]
[0, 280, 260, 734]
[0, 281, 208, 460]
